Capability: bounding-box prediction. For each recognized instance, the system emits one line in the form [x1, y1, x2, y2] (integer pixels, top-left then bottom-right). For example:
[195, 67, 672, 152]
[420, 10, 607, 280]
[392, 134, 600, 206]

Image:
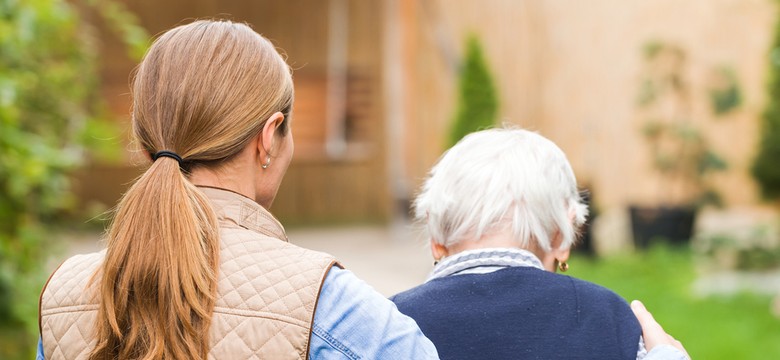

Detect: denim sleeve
[308, 267, 439, 359]
[643, 345, 689, 360]
[37, 337, 45, 360]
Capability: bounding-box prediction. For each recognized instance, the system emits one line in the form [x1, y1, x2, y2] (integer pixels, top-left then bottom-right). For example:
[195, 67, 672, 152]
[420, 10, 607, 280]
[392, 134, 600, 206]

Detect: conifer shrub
[448, 35, 498, 147]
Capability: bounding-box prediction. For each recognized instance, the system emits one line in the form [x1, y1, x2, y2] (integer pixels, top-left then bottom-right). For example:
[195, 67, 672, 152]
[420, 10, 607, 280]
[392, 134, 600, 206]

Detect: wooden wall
[74, 0, 391, 225]
[395, 0, 776, 212]
[76, 0, 777, 227]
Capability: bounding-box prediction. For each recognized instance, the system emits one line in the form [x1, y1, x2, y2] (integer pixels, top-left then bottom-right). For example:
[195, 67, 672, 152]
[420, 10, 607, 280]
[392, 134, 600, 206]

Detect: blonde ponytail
[90, 20, 293, 360]
[92, 158, 218, 359]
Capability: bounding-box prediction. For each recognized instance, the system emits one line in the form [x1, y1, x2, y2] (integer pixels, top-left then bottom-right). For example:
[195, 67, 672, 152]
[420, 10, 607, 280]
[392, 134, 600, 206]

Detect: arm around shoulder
[631, 300, 690, 360]
[308, 267, 439, 360]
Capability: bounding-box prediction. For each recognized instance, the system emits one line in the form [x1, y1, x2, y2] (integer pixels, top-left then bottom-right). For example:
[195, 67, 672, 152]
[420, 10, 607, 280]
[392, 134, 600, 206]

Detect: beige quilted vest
[40, 187, 337, 359]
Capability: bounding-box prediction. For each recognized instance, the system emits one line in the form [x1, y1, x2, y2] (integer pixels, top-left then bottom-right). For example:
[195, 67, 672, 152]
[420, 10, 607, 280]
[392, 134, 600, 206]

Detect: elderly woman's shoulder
[392, 267, 634, 309]
[556, 272, 636, 314]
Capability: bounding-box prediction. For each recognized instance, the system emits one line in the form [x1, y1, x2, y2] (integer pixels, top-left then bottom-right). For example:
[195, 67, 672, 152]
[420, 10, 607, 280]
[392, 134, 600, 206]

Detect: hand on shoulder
[631, 300, 690, 359]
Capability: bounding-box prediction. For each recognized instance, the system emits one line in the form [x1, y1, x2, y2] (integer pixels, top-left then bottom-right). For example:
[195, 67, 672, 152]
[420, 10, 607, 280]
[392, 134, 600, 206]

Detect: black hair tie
[152, 150, 184, 165]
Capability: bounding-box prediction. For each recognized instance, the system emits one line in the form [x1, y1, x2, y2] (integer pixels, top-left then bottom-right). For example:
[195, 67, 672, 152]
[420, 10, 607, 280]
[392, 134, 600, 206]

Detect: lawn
[569, 245, 780, 359]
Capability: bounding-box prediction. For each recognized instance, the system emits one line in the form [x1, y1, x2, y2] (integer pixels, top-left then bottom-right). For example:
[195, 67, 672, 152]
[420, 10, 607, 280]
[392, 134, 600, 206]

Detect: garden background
[2, 0, 779, 359]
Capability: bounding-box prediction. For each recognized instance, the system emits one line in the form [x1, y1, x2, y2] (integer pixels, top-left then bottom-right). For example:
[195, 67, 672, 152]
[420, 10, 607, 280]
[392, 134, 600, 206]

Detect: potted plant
[631, 42, 731, 249]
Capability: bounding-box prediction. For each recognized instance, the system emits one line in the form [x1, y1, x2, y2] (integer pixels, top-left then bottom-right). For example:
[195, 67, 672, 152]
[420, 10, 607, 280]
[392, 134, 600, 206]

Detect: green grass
[569, 244, 780, 359]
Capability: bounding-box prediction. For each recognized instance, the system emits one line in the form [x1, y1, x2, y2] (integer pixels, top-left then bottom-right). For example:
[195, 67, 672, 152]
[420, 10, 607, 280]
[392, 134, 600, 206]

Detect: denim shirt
[308, 266, 438, 359]
[37, 266, 439, 360]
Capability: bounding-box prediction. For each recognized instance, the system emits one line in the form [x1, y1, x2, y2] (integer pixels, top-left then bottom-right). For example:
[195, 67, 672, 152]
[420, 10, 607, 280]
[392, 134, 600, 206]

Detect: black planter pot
[629, 205, 696, 249]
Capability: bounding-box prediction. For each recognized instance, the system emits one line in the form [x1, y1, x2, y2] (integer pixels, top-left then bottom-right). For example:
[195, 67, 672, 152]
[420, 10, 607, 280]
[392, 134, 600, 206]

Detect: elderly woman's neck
[437, 231, 561, 272]
[442, 233, 544, 259]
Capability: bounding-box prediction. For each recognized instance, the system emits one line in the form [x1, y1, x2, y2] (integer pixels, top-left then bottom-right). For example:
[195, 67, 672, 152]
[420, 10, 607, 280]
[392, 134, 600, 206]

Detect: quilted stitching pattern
[41, 188, 336, 359]
[41, 252, 102, 360]
[209, 227, 334, 358]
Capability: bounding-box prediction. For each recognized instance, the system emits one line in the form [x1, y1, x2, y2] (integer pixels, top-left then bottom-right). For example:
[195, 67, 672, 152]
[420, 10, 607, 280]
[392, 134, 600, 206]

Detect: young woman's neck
[189, 155, 257, 203]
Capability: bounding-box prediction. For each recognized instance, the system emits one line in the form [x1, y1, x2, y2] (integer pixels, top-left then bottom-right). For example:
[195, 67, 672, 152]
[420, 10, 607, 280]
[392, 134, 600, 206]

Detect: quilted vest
[39, 186, 337, 359]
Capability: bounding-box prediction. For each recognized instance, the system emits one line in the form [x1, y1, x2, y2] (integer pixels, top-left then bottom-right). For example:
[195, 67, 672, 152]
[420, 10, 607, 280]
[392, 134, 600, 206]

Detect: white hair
[414, 128, 588, 252]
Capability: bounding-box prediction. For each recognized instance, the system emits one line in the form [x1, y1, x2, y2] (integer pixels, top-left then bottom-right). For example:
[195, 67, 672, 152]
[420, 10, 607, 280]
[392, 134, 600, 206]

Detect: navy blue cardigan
[391, 267, 641, 360]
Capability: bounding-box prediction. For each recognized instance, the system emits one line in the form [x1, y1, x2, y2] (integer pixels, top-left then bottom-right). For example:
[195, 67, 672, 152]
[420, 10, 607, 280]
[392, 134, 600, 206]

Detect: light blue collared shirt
[37, 266, 439, 359]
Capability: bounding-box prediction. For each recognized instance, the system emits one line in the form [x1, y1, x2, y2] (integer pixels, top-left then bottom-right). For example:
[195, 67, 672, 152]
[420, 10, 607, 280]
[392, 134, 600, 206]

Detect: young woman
[37, 20, 437, 360]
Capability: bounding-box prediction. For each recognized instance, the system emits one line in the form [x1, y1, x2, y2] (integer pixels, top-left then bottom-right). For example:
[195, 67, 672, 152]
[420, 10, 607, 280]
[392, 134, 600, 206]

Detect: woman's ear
[430, 241, 448, 262]
[547, 230, 571, 272]
[553, 246, 571, 265]
[258, 112, 286, 156]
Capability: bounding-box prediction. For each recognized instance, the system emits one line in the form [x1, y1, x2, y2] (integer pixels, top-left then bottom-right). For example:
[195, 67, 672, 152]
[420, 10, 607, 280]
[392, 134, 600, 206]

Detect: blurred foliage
[637, 41, 728, 208]
[637, 41, 687, 107]
[736, 246, 780, 270]
[0, 0, 147, 357]
[448, 35, 498, 147]
[695, 224, 780, 271]
[571, 244, 780, 360]
[639, 43, 741, 115]
[752, 9, 780, 202]
[708, 66, 742, 116]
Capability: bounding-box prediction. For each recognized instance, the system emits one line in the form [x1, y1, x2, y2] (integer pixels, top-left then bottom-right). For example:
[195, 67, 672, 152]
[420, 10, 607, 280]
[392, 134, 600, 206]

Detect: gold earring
[558, 261, 569, 272]
[261, 155, 271, 169]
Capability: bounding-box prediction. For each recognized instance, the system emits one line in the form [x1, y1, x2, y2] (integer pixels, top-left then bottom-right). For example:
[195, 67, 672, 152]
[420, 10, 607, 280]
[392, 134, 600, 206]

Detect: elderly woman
[392, 128, 689, 360]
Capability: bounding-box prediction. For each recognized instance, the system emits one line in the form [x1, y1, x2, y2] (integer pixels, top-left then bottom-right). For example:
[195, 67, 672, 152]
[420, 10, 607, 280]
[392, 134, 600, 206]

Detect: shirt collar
[428, 247, 544, 281]
[197, 186, 288, 242]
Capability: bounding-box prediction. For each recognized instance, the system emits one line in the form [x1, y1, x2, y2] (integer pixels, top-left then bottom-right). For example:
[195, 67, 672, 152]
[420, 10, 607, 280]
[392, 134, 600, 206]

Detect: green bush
[448, 35, 498, 147]
[753, 11, 780, 202]
[0, 0, 146, 357]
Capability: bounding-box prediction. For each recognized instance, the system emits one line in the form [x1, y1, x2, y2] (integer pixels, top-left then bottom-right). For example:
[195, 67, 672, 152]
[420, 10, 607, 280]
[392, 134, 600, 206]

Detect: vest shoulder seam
[213, 306, 308, 328]
[41, 304, 98, 316]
